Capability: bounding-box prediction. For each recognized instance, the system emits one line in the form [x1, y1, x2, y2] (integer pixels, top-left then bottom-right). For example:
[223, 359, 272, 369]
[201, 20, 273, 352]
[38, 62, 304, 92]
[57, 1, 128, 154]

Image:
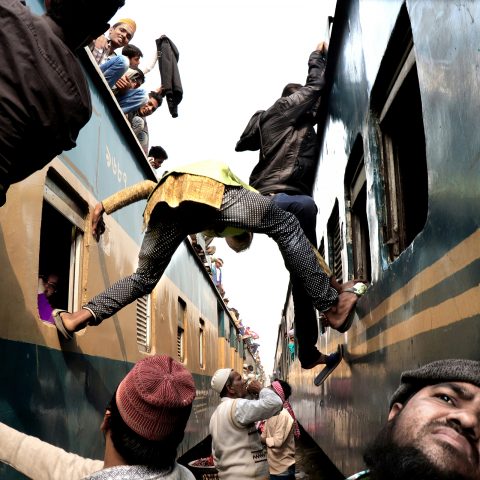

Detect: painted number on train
[106, 145, 128, 188]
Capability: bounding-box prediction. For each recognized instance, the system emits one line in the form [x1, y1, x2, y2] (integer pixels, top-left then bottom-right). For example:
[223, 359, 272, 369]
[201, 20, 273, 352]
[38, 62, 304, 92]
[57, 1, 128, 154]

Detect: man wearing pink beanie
[0, 355, 197, 479]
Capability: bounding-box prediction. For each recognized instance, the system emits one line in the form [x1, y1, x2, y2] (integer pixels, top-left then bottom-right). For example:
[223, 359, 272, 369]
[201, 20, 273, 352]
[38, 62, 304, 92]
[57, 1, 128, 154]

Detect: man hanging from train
[0, 0, 125, 206]
[52, 160, 366, 351]
[348, 359, 480, 480]
[235, 41, 341, 370]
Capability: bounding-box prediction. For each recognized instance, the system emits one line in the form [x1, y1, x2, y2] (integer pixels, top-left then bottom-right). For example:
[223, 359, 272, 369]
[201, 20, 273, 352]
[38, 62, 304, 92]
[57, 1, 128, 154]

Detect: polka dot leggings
[84, 186, 338, 324]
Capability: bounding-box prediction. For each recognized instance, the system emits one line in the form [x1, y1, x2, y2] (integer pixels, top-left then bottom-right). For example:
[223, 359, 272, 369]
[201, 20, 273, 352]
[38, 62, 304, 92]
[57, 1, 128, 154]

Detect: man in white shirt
[209, 368, 283, 480]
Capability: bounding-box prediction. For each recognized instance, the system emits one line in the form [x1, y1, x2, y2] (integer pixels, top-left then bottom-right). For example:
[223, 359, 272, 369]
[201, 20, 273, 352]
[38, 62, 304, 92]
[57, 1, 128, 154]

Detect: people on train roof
[89, 18, 136, 66]
[209, 367, 282, 479]
[51, 160, 364, 353]
[235, 41, 334, 370]
[347, 359, 480, 480]
[0, 0, 125, 207]
[148, 145, 168, 170]
[128, 90, 164, 153]
[0, 355, 197, 479]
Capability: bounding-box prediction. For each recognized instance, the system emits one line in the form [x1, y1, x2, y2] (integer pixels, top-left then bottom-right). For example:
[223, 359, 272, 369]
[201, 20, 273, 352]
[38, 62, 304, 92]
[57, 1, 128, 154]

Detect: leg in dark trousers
[272, 193, 323, 367]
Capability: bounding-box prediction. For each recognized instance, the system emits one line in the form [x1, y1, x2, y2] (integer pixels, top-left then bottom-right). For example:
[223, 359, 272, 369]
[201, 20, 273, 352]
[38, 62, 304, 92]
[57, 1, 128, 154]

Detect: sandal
[314, 345, 343, 386]
[52, 309, 74, 341]
[323, 282, 368, 333]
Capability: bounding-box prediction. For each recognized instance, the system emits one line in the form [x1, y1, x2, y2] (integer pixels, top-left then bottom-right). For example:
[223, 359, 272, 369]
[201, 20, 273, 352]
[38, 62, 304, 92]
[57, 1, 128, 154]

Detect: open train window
[217, 302, 225, 337]
[177, 297, 186, 362]
[199, 318, 206, 369]
[372, 5, 428, 261]
[38, 174, 86, 323]
[136, 295, 151, 353]
[327, 200, 343, 282]
[345, 137, 371, 281]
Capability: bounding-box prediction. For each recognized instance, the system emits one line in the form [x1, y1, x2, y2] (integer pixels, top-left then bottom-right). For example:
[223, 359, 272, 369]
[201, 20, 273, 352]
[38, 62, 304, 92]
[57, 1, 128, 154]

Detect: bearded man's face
[364, 382, 480, 480]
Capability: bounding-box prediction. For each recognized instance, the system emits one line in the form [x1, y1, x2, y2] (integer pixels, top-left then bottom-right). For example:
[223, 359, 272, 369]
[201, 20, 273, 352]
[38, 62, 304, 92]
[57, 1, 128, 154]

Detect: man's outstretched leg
[214, 188, 363, 337]
[57, 214, 187, 337]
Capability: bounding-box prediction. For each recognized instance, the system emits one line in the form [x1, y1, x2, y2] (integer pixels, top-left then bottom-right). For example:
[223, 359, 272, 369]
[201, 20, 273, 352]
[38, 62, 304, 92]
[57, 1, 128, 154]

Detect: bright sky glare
[114, 0, 337, 376]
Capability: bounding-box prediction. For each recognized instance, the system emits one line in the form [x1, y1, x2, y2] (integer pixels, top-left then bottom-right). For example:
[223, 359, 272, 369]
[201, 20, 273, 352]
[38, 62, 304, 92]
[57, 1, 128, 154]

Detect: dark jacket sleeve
[270, 49, 327, 125]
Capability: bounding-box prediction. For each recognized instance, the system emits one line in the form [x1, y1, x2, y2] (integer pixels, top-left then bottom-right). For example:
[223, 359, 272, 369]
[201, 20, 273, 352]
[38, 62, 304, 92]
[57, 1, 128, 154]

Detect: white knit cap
[211, 368, 233, 394]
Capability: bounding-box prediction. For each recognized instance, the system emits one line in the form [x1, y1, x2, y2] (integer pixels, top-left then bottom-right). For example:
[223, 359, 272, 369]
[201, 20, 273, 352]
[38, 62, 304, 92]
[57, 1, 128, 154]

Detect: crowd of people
[0, 2, 478, 480]
[2, 357, 480, 480]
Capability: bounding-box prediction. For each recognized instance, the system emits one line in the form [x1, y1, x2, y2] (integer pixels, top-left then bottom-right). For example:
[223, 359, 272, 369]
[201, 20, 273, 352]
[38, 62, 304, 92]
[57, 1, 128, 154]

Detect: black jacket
[156, 35, 183, 118]
[0, 1, 91, 198]
[235, 50, 327, 195]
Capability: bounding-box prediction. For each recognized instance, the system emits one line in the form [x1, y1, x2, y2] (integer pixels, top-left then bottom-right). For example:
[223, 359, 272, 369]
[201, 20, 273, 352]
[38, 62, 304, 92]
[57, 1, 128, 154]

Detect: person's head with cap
[102, 354, 196, 470]
[363, 359, 480, 480]
[45, 0, 126, 51]
[108, 18, 136, 50]
[211, 368, 247, 399]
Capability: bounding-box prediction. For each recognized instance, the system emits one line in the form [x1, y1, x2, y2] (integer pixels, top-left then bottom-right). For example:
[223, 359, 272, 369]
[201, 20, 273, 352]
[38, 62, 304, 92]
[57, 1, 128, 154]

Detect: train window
[372, 5, 428, 260]
[38, 173, 86, 323]
[327, 200, 343, 281]
[177, 297, 186, 362]
[136, 295, 151, 353]
[345, 137, 371, 281]
[229, 321, 237, 349]
[199, 318, 205, 369]
[217, 302, 225, 337]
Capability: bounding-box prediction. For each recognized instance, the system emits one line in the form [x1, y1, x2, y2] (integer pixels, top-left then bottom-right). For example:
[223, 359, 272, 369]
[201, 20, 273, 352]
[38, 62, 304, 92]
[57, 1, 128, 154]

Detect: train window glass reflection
[229, 321, 237, 349]
[199, 318, 205, 369]
[136, 294, 151, 352]
[177, 297, 186, 362]
[345, 137, 371, 281]
[372, 5, 428, 260]
[217, 302, 225, 337]
[327, 200, 343, 281]
[38, 173, 86, 323]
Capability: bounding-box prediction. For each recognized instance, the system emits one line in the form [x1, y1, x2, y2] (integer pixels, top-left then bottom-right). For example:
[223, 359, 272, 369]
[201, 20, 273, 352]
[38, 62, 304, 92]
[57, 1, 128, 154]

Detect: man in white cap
[209, 368, 282, 479]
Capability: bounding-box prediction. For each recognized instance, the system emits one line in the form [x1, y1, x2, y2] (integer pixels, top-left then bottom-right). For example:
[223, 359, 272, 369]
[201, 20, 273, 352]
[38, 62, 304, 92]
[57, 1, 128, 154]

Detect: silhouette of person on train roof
[53, 160, 365, 363]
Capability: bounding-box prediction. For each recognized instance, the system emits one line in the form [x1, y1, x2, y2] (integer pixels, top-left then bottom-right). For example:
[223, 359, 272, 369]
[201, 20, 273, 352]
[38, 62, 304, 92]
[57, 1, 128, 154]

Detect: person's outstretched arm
[92, 179, 157, 240]
[234, 382, 282, 426]
[0, 422, 103, 480]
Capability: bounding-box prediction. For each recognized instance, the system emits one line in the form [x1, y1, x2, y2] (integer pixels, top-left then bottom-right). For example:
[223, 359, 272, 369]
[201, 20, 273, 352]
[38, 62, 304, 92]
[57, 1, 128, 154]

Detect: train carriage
[275, 0, 480, 475]
[0, 2, 253, 477]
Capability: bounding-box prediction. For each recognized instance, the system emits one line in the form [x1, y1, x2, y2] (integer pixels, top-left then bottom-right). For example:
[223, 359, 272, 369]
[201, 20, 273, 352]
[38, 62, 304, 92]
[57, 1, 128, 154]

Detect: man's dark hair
[106, 393, 186, 469]
[122, 44, 143, 59]
[281, 83, 302, 97]
[149, 91, 164, 105]
[274, 379, 292, 400]
[46, 0, 125, 51]
[148, 146, 168, 160]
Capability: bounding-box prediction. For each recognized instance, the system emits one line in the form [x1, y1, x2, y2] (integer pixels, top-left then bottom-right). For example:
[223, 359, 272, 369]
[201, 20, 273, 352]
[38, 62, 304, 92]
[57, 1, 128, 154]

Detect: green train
[274, 0, 480, 476]
[0, 2, 254, 478]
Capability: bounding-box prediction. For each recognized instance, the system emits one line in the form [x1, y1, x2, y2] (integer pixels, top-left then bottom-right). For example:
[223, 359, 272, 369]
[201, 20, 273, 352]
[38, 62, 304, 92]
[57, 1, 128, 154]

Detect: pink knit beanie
[116, 355, 196, 441]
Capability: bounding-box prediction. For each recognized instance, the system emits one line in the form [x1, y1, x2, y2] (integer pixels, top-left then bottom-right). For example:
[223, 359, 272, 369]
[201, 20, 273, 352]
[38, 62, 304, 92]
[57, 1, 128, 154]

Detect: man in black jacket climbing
[236, 41, 335, 369]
